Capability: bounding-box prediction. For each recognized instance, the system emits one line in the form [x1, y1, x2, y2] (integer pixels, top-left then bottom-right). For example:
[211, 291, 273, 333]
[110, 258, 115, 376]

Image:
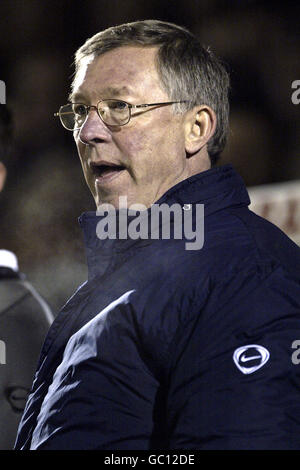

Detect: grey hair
[73, 20, 230, 165]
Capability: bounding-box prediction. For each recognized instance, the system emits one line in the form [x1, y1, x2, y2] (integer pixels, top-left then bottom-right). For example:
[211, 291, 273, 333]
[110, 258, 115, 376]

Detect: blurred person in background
[15, 20, 300, 450]
[0, 105, 53, 449]
[0, 51, 93, 312]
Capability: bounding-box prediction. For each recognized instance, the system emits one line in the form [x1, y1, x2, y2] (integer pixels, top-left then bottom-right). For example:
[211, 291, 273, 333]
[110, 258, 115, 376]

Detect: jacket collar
[154, 163, 250, 213]
[79, 164, 250, 279]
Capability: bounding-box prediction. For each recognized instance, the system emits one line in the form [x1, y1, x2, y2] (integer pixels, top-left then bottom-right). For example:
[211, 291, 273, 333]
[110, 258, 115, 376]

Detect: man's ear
[0, 162, 6, 192]
[184, 105, 217, 155]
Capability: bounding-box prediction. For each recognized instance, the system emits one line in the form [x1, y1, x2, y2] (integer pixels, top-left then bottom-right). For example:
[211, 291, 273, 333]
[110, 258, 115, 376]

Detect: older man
[15, 20, 300, 450]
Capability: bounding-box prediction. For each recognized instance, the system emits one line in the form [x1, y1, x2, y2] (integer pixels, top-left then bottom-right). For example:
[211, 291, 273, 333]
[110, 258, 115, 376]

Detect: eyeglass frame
[54, 99, 189, 130]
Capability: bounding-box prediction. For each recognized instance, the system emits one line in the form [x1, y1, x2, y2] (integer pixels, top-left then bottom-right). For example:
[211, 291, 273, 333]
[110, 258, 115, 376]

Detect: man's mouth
[90, 161, 126, 182]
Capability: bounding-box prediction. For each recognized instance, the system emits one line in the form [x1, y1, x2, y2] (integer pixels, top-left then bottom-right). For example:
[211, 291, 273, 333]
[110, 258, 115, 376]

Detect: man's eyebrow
[102, 86, 135, 96]
[68, 86, 135, 103]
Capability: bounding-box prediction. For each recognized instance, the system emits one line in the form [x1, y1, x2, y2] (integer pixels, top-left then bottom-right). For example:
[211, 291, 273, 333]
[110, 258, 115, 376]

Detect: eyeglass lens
[59, 100, 130, 130]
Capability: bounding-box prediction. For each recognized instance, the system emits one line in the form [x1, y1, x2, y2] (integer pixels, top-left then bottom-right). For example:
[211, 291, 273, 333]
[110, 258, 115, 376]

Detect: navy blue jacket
[15, 164, 300, 450]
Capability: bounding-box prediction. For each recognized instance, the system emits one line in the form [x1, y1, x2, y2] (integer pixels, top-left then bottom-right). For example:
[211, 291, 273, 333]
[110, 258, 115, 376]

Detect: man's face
[72, 46, 190, 209]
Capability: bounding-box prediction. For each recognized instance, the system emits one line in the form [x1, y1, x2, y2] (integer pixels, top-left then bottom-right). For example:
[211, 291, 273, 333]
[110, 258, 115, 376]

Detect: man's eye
[109, 101, 127, 110]
[73, 104, 86, 116]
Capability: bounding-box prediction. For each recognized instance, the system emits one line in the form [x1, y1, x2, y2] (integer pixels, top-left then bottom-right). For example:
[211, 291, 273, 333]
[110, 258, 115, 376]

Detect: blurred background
[0, 0, 299, 313]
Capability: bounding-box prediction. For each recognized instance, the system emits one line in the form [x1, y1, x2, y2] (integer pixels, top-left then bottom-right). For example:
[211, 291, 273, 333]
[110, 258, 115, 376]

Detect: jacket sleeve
[29, 290, 163, 450]
[165, 264, 300, 449]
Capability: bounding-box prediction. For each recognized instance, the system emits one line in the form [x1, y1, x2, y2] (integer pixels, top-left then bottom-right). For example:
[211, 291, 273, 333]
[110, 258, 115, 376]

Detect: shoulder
[139, 205, 300, 328]
[178, 204, 300, 282]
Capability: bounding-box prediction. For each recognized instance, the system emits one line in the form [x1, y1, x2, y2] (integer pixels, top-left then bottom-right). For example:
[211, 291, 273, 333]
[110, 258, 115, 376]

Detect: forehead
[72, 46, 166, 101]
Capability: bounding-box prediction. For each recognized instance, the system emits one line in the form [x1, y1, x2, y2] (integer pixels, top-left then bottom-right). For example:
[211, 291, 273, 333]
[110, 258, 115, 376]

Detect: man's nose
[78, 108, 110, 144]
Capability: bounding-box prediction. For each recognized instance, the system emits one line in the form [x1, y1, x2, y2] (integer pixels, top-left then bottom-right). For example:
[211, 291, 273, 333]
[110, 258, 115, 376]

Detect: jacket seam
[226, 208, 269, 264]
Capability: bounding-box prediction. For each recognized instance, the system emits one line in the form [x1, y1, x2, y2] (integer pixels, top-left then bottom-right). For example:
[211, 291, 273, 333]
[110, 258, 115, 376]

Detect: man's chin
[95, 192, 154, 211]
[95, 197, 133, 211]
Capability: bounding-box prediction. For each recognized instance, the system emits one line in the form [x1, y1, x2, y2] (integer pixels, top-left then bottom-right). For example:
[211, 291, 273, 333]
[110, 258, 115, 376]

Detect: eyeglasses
[54, 99, 188, 131]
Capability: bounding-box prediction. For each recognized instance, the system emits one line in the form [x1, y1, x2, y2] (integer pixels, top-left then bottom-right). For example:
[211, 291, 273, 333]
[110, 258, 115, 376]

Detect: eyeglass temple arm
[132, 100, 188, 109]
[54, 111, 76, 117]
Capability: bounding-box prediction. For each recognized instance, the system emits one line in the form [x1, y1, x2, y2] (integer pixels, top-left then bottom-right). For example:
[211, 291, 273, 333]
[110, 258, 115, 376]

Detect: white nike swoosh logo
[240, 354, 262, 363]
